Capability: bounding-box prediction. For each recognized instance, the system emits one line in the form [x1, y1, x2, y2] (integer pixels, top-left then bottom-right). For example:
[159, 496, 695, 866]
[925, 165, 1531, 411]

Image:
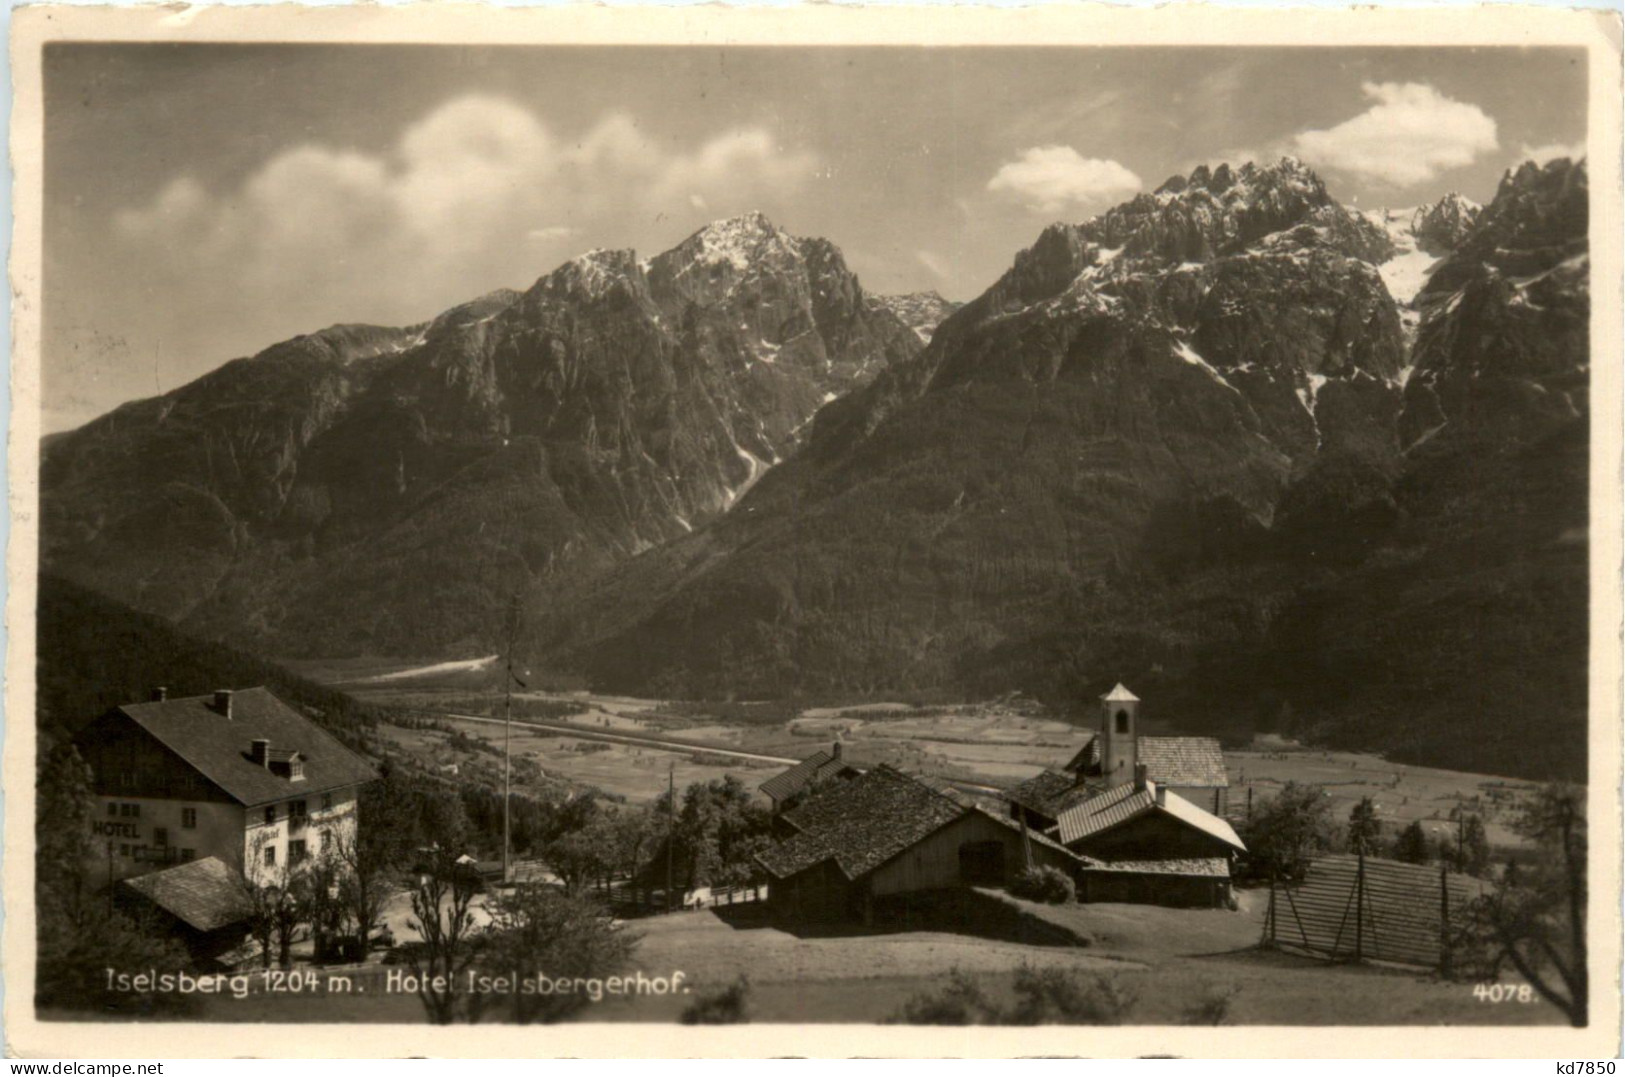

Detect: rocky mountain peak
[866, 291, 963, 344]
[1410, 192, 1482, 255]
[529, 248, 647, 306]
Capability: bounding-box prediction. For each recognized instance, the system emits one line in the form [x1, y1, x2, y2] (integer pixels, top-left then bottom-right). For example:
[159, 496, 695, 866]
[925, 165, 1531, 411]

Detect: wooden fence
[1261, 853, 1490, 972]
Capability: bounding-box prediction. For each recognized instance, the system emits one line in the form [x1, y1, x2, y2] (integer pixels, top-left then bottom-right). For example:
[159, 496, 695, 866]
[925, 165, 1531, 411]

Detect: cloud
[1289, 82, 1498, 187]
[986, 145, 1142, 214]
[1519, 140, 1586, 166]
[915, 250, 949, 280]
[111, 94, 820, 346]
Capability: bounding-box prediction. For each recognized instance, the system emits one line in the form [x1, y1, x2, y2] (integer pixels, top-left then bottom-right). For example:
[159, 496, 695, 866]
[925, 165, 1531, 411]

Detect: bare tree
[331, 825, 394, 950]
[1462, 784, 1588, 1026]
[405, 849, 484, 1024]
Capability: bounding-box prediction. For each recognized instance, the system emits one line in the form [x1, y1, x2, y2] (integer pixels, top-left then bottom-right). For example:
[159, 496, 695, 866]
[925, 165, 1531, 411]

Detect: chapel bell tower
[1101, 682, 1140, 787]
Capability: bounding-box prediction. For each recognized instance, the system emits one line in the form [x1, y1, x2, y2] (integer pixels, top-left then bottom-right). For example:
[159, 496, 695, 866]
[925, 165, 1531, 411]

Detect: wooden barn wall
[1072, 810, 1233, 862]
[869, 812, 1074, 898]
[767, 860, 853, 921]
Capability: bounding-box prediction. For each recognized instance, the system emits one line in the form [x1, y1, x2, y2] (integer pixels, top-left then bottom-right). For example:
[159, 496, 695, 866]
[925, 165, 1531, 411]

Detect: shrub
[1009, 865, 1075, 904]
[1182, 983, 1239, 1025]
[893, 969, 996, 1025]
[1007, 964, 1139, 1025]
[681, 976, 752, 1024]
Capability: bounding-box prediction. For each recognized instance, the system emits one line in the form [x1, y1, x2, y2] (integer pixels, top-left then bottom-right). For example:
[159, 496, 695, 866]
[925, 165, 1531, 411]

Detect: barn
[1054, 766, 1246, 908]
[757, 765, 1084, 922]
[757, 742, 859, 819]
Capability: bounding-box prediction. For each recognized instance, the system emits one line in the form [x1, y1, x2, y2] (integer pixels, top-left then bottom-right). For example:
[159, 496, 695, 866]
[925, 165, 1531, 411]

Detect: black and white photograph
[5, 4, 1620, 1057]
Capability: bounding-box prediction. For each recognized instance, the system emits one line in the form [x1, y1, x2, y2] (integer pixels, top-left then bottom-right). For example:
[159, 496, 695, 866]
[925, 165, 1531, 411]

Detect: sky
[43, 45, 1587, 433]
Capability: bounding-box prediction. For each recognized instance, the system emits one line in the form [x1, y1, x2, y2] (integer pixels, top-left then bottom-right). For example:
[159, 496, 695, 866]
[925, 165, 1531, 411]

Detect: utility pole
[502, 595, 518, 886]
[666, 762, 676, 913]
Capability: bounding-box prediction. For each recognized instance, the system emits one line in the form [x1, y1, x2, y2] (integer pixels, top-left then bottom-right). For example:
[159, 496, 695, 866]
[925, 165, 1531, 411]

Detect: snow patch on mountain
[1174, 340, 1240, 394]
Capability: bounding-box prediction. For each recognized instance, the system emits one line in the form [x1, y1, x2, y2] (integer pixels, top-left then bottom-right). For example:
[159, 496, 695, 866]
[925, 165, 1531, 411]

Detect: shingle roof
[1058, 734, 1226, 788]
[1137, 737, 1228, 789]
[1054, 781, 1245, 852]
[1086, 857, 1231, 877]
[1156, 786, 1246, 850]
[758, 747, 858, 803]
[1055, 782, 1156, 845]
[757, 765, 967, 881]
[1063, 735, 1102, 775]
[1006, 769, 1099, 820]
[969, 805, 1096, 865]
[109, 687, 377, 806]
[120, 857, 251, 932]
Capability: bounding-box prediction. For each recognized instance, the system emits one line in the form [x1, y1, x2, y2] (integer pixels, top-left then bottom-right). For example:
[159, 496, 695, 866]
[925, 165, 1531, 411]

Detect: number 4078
[1473, 982, 1534, 1003]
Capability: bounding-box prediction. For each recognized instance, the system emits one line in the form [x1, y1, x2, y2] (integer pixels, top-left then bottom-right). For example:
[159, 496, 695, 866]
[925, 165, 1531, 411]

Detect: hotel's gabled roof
[103, 687, 376, 806]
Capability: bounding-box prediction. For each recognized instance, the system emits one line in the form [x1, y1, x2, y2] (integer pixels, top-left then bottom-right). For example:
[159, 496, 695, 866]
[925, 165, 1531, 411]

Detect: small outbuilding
[117, 856, 253, 969]
[757, 765, 1084, 922]
[758, 742, 860, 816]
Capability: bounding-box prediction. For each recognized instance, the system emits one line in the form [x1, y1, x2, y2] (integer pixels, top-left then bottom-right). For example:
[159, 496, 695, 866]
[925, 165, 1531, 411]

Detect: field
[103, 888, 1564, 1026]
[341, 662, 1544, 851]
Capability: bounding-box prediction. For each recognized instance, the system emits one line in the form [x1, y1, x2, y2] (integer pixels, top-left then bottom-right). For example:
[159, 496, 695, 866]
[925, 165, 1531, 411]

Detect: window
[181, 808, 197, 829]
[180, 849, 196, 863]
[153, 827, 168, 847]
[106, 802, 117, 817]
[289, 760, 305, 781]
[322, 794, 333, 811]
[1115, 710, 1130, 734]
[263, 845, 277, 867]
[264, 806, 277, 825]
[290, 800, 308, 819]
[289, 840, 308, 864]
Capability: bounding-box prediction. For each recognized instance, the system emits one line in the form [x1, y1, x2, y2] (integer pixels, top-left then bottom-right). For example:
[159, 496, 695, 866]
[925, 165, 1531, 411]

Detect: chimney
[250, 739, 270, 767]
[1133, 762, 1149, 791]
[831, 742, 842, 760]
[151, 686, 168, 702]
[214, 690, 234, 718]
[1155, 783, 1167, 807]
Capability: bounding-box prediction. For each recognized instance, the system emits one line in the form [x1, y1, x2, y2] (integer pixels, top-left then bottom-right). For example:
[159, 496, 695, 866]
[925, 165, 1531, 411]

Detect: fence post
[1354, 849, 1365, 964]
[1439, 863, 1452, 979]
[1260, 871, 1276, 950]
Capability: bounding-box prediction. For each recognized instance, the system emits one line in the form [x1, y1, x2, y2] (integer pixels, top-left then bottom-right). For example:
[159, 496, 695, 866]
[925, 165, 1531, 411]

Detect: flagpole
[503, 597, 516, 886]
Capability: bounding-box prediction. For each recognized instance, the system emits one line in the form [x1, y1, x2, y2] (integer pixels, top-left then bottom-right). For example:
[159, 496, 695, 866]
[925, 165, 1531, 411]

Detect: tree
[1345, 797, 1381, 856]
[302, 851, 347, 961]
[1391, 820, 1431, 865]
[1462, 785, 1587, 1027]
[33, 743, 199, 1015]
[1239, 782, 1335, 882]
[667, 776, 772, 891]
[1454, 813, 1491, 877]
[36, 743, 96, 923]
[609, 807, 661, 907]
[405, 849, 485, 1024]
[331, 825, 395, 951]
[540, 826, 613, 897]
[479, 884, 639, 1023]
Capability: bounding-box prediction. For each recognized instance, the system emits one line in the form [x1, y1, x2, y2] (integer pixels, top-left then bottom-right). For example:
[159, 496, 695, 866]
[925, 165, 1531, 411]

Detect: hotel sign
[93, 820, 141, 839]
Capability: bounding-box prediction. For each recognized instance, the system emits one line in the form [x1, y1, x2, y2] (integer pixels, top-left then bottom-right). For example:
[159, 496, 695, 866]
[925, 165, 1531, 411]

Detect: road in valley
[439, 710, 1004, 796]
